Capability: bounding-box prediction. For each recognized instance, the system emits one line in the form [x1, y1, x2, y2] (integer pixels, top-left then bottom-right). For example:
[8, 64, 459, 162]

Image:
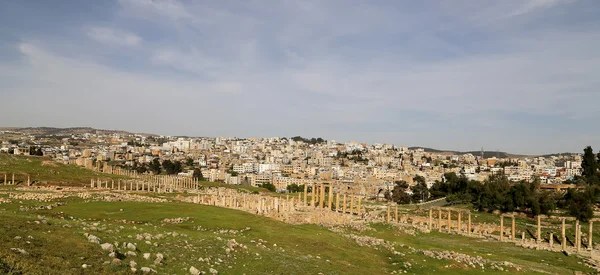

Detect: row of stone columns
[304, 183, 362, 215]
[498, 215, 594, 254]
[423, 208, 472, 235]
[89, 175, 200, 193]
[198, 192, 301, 215]
[1, 173, 30, 186]
[110, 167, 139, 178]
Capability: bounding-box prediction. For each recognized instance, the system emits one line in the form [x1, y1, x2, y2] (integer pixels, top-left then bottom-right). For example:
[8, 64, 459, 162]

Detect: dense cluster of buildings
[0, 130, 584, 194]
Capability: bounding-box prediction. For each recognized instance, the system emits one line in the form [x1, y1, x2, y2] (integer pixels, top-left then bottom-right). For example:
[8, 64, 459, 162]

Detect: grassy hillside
[0, 187, 593, 275]
[0, 154, 127, 186]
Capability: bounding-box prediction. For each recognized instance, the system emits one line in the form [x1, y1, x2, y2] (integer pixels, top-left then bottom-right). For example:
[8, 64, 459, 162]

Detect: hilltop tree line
[127, 158, 203, 180]
[387, 146, 600, 222]
[290, 136, 326, 145]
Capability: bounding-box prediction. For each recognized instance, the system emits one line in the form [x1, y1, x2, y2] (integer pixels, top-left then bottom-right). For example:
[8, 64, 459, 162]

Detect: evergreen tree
[582, 146, 599, 184]
[391, 180, 412, 204]
[193, 168, 204, 180]
[411, 175, 429, 202]
[149, 158, 161, 174]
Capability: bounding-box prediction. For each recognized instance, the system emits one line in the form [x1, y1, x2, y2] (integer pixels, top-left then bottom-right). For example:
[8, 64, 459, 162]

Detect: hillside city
[0, 128, 583, 198]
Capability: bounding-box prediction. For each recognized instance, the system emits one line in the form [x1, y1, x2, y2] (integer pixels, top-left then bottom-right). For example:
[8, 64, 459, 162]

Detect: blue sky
[1, 0, 599, 154]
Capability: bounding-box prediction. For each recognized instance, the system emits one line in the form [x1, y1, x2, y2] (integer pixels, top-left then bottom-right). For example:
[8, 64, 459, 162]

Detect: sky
[0, 0, 599, 155]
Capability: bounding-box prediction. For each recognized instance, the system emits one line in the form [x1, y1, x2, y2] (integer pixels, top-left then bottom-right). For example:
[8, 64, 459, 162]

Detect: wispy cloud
[117, 0, 190, 20]
[507, 0, 574, 17]
[86, 26, 141, 47]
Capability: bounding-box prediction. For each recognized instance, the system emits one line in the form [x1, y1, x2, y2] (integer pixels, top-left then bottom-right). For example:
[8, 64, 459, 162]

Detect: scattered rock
[129, 260, 137, 268]
[87, 234, 101, 244]
[190, 266, 201, 275]
[141, 267, 157, 273]
[100, 243, 114, 252]
[10, 248, 28, 255]
[155, 253, 164, 265]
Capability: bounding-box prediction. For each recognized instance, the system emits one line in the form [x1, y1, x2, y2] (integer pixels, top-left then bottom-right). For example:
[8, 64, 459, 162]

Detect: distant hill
[0, 127, 146, 136]
[407, 147, 579, 158]
[408, 147, 513, 158]
[539, 152, 579, 158]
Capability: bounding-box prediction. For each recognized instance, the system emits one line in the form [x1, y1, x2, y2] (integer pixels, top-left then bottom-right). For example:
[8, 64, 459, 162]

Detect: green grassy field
[0, 186, 594, 275]
[0, 154, 127, 186]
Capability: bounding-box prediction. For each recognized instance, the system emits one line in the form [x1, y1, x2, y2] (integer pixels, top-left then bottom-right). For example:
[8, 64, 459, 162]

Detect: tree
[193, 168, 204, 180]
[149, 158, 161, 174]
[286, 184, 304, 193]
[259, 183, 276, 192]
[186, 158, 194, 166]
[163, 160, 183, 175]
[582, 146, 599, 184]
[411, 175, 429, 203]
[564, 188, 594, 222]
[135, 162, 148, 174]
[29, 146, 43, 156]
[390, 180, 412, 204]
[429, 180, 448, 199]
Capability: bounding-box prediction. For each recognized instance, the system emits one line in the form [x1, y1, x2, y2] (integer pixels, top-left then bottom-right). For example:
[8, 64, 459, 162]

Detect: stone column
[12, 173, 15, 184]
[90, 179, 94, 188]
[550, 233, 554, 248]
[118, 180, 121, 191]
[350, 196, 355, 215]
[304, 184, 308, 206]
[536, 216, 541, 243]
[357, 197, 362, 215]
[27, 175, 30, 186]
[438, 209, 442, 231]
[457, 212, 462, 233]
[575, 219, 580, 249]
[387, 205, 391, 223]
[577, 223, 581, 252]
[468, 213, 472, 235]
[4, 174, 6, 184]
[335, 193, 340, 212]
[447, 210, 451, 232]
[589, 221, 593, 250]
[328, 184, 333, 209]
[320, 184, 325, 208]
[562, 218, 566, 251]
[111, 180, 114, 190]
[512, 216, 516, 240]
[500, 215, 504, 241]
[395, 205, 399, 223]
[343, 194, 347, 213]
[310, 184, 315, 207]
[428, 209, 433, 230]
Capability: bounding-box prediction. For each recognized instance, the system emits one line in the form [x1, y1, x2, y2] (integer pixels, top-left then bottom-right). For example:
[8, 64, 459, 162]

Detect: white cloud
[507, 0, 573, 17]
[118, 0, 190, 20]
[86, 26, 141, 47]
